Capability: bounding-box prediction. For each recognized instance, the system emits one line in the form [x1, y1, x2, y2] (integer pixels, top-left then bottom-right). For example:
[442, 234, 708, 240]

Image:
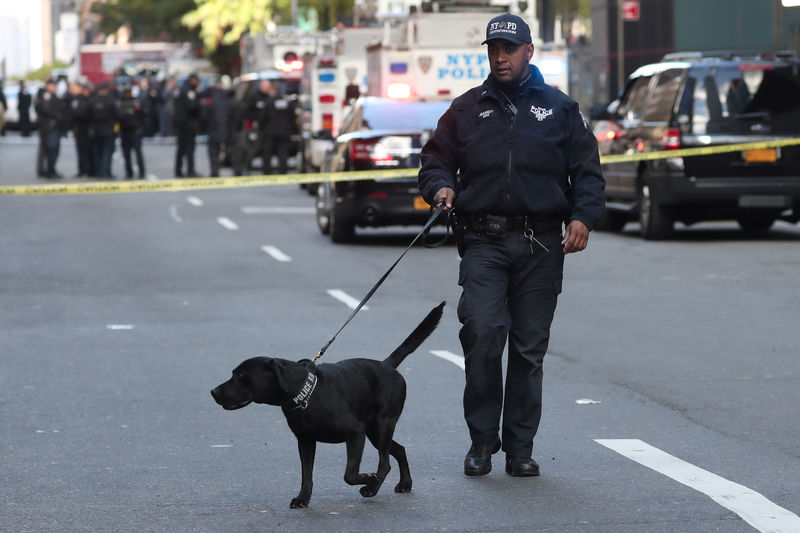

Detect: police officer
[246, 79, 273, 172]
[138, 77, 159, 137]
[174, 73, 201, 177]
[116, 84, 147, 179]
[418, 14, 605, 478]
[89, 82, 118, 179]
[205, 75, 241, 177]
[18, 80, 33, 137]
[68, 81, 93, 177]
[35, 79, 65, 179]
[261, 80, 299, 175]
[0, 80, 7, 135]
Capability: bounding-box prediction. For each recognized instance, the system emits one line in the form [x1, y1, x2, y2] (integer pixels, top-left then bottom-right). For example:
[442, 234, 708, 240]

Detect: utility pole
[617, 0, 624, 95]
[774, 0, 783, 50]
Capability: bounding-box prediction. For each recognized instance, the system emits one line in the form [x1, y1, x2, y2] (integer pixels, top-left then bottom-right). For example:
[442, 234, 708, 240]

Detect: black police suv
[593, 50, 800, 239]
[314, 96, 451, 243]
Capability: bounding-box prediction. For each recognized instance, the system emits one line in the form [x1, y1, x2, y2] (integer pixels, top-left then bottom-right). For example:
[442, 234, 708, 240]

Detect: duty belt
[458, 214, 563, 235]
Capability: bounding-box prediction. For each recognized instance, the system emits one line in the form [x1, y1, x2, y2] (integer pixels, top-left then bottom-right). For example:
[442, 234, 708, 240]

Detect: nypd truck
[366, 10, 569, 100]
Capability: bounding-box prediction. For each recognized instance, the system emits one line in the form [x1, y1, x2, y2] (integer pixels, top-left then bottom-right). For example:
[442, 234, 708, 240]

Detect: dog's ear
[266, 359, 291, 394]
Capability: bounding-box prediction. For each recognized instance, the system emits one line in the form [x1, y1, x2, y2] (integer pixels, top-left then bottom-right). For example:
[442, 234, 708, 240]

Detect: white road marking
[595, 439, 800, 533]
[169, 205, 182, 223]
[575, 398, 602, 405]
[210, 444, 233, 448]
[106, 324, 134, 330]
[241, 206, 314, 215]
[187, 196, 204, 207]
[327, 289, 368, 310]
[430, 350, 465, 370]
[217, 217, 238, 230]
[262, 245, 292, 262]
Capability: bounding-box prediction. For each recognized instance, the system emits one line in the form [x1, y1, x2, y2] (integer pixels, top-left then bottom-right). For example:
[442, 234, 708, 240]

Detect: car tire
[596, 208, 628, 232]
[737, 214, 775, 233]
[330, 203, 355, 243]
[316, 183, 331, 235]
[638, 179, 674, 240]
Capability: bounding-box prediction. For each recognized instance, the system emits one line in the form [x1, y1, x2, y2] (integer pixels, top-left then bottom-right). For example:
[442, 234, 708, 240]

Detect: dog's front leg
[343, 434, 377, 487]
[290, 438, 316, 508]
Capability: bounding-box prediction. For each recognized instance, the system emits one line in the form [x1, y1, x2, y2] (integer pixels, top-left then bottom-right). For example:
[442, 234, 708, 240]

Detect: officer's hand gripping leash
[312, 200, 448, 363]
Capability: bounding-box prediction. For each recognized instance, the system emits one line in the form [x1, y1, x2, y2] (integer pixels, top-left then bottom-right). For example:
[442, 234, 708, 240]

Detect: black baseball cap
[482, 13, 532, 46]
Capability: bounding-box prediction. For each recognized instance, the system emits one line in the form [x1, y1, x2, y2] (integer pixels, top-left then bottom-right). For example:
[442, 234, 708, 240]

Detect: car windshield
[361, 100, 451, 130]
[688, 64, 800, 134]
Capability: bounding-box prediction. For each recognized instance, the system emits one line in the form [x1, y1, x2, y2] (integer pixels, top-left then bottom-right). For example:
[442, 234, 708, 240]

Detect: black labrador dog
[211, 302, 445, 508]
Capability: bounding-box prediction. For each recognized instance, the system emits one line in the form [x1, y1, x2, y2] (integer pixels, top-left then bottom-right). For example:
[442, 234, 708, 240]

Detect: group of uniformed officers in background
[32, 73, 299, 180]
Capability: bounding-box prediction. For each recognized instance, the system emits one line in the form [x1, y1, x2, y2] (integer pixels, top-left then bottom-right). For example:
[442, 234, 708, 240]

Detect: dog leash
[312, 201, 448, 363]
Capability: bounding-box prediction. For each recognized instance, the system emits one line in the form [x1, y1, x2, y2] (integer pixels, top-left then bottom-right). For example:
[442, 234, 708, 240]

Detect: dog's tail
[384, 301, 446, 369]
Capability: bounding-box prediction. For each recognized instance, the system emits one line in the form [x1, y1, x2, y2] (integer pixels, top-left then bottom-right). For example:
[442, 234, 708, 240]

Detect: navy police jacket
[418, 65, 605, 230]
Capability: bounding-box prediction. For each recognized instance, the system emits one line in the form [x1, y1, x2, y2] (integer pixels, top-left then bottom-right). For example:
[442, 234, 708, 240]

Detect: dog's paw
[360, 484, 379, 498]
[290, 497, 309, 509]
[394, 480, 412, 493]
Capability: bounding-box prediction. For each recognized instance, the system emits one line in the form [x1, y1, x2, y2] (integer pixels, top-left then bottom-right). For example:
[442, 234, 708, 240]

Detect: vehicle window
[691, 64, 800, 134]
[617, 75, 652, 121]
[642, 68, 684, 122]
[339, 107, 361, 134]
[360, 101, 451, 130]
[675, 76, 695, 132]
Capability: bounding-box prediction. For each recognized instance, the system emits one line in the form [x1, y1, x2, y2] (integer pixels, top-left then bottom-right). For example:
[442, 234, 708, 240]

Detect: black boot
[505, 456, 540, 477]
[464, 438, 501, 477]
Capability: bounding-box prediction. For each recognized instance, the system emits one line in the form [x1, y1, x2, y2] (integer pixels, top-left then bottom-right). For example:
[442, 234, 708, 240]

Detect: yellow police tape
[1, 137, 800, 196]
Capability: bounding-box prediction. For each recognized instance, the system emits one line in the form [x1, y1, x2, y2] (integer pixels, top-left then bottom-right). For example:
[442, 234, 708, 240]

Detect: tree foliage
[181, 0, 284, 51]
[91, 0, 198, 42]
[551, 0, 591, 38]
[181, 0, 355, 51]
[305, 0, 355, 30]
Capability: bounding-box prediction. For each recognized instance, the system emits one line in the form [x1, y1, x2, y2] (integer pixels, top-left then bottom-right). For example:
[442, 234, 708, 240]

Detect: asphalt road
[2, 135, 800, 532]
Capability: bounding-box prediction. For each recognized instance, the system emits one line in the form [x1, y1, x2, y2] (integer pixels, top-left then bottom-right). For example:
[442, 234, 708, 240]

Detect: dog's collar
[283, 370, 318, 411]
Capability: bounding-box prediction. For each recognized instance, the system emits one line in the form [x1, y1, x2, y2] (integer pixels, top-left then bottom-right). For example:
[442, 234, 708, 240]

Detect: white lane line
[169, 205, 182, 223]
[187, 196, 204, 207]
[430, 350, 465, 370]
[595, 439, 800, 532]
[327, 289, 368, 311]
[241, 206, 314, 215]
[217, 217, 239, 230]
[262, 245, 292, 262]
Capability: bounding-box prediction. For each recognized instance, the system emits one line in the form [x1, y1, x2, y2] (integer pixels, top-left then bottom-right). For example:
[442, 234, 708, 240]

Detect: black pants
[261, 134, 292, 174]
[208, 137, 241, 177]
[93, 133, 115, 178]
[42, 129, 60, 177]
[121, 131, 145, 178]
[75, 129, 93, 176]
[457, 229, 563, 458]
[37, 128, 47, 176]
[175, 129, 196, 176]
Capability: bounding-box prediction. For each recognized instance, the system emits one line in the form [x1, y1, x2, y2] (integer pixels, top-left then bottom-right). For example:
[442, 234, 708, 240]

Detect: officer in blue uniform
[261, 80, 299, 175]
[174, 74, 201, 177]
[35, 79, 65, 179]
[418, 13, 605, 478]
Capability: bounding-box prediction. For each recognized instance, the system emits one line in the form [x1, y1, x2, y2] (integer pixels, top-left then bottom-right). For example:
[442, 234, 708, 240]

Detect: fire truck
[240, 27, 332, 75]
[303, 26, 391, 172]
[79, 42, 194, 85]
